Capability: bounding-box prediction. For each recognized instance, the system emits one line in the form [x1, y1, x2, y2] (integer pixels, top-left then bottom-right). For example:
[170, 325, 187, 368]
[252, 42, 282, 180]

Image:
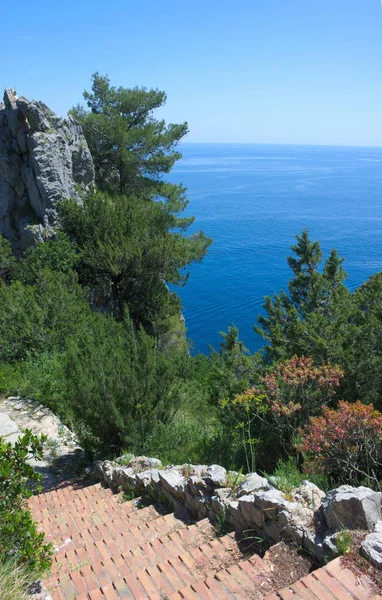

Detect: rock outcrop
[322, 485, 382, 531]
[0, 396, 85, 488]
[0, 88, 94, 251]
[361, 531, 382, 569]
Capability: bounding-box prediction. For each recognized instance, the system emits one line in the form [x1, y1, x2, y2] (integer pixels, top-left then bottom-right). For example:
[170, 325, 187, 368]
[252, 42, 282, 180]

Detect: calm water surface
[170, 144, 382, 354]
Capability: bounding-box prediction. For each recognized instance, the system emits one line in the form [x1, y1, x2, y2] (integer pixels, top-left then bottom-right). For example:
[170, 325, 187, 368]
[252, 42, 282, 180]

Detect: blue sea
[170, 144, 382, 355]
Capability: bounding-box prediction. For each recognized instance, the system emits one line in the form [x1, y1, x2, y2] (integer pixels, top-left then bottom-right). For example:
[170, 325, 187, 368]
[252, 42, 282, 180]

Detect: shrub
[0, 235, 16, 283]
[298, 400, 382, 488]
[0, 431, 52, 572]
[220, 356, 343, 473]
[0, 362, 22, 396]
[117, 452, 135, 466]
[220, 387, 269, 473]
[0, 270, 91, 364]
[0, 353, 69, 417]
[262, 356, 343, 455]
[144, 414, 220, 466]
[65, 311, 187, 453]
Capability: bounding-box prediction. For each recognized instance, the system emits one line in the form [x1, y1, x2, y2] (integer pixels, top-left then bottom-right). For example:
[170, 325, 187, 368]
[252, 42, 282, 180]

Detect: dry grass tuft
[0, 560, 33, 600]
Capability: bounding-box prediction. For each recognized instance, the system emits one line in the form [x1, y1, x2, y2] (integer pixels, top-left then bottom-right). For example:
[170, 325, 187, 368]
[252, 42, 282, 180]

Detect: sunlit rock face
[0, 88, 94, 252]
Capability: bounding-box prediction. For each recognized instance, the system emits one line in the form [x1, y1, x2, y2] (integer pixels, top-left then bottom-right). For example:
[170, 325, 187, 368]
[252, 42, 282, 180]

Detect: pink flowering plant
[223, 355, 344, 471]
[261, 356, 343, 454]
[297, 400, 382, 488]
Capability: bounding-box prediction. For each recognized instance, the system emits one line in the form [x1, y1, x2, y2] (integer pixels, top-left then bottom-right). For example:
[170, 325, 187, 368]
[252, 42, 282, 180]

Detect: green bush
[0, 431, 52, 573]
[144, 414, 219, 466]
[14, 232, 79, 285]
[0, 362, 22, 396]
[65, 311, 187, 453]
[0, 353, 69, 414]
[0, 270, 91, 364]
[335, 530, 352, 556]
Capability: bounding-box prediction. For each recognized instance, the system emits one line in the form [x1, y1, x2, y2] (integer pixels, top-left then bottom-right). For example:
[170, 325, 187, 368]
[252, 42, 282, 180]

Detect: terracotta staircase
[28, 480, 382, 600]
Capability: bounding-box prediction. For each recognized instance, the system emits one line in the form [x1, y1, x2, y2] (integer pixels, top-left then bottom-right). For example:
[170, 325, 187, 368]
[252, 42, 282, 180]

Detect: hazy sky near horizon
[2, 0, 382, 146]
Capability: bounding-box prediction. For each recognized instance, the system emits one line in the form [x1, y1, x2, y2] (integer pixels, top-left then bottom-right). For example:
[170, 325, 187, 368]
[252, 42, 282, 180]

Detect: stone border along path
[0, 396, 85, 489]
[28, 479, 382, 600]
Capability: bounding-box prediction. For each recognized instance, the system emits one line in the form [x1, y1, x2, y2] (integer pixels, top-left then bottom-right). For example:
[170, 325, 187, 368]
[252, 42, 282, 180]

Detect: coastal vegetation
[0, 431, 52, 588]
[1, 74, 382, 507]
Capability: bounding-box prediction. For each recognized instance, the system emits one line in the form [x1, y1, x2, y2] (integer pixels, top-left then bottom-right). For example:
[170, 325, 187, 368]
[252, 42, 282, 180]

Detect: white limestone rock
[253, 489, 288, 521]
[323, 486, 382, 531]
[237, 473, 272, 498]
[113, 467, 137, 490]
[158, 469, 187, 501]
[227, 500, 247, 530]
[293, 480, 325, 510]
[0, 88, 94, 252]
[127, 456, 162, 472]
[136, 468, 161, 490]
[211, 488, 233, 519]
[203, 464, 227, 488]
[374, 520, 382, 533]
[238, 494, 263, 528]
[361, 532, 382, 569]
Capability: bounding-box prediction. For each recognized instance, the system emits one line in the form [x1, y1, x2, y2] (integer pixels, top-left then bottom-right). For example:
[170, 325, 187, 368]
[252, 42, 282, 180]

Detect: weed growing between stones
[226, 468, 246, 491]
[335, 529, 353, 556]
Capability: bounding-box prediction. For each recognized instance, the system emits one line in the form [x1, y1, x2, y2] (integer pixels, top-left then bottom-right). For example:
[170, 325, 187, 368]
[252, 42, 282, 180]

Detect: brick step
[28, 485, 172, 548]
[264, 557, 382, 600]
[167, 553, 272, 600]
[38, 503, 164, 548]
[28, 483, 144, 521]
[49, 512, 181, 554]
[47, 532, 251, 599]
[50, 518, 220, 578]
[30, 481, 381, 600]
[29, 482, 117, 509]
[29, 483, 149, 525]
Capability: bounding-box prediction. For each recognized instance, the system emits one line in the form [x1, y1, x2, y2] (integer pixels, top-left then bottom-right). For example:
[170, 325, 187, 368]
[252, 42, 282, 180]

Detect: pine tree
[59, 190, 211, 330]
[69, 74, 212, 332]
[255, 230, 350, 361]
[71, 73, 188, 199]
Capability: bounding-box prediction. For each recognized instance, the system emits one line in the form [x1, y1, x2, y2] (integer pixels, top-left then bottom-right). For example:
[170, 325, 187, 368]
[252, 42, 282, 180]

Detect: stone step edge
[167, 553, 272, 600]
[28, 487, 146, 517]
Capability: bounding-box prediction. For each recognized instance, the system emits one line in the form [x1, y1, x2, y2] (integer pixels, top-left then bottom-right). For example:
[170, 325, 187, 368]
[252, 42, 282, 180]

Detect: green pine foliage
[59, 189, 211, 330]
[65, 311, 188, 453]
[71, 73, 188, 198]
[0, 76, 211, 460]
[255, 229, 382, 410]
[0, 236, 16, 283]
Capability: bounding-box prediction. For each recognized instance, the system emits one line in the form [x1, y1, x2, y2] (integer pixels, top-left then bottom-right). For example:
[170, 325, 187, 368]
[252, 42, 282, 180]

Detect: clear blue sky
[2, 0, 382, 145]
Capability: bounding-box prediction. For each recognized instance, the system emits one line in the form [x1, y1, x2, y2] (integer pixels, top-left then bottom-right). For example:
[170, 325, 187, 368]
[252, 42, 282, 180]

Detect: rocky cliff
[0, 88, 94, 252]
